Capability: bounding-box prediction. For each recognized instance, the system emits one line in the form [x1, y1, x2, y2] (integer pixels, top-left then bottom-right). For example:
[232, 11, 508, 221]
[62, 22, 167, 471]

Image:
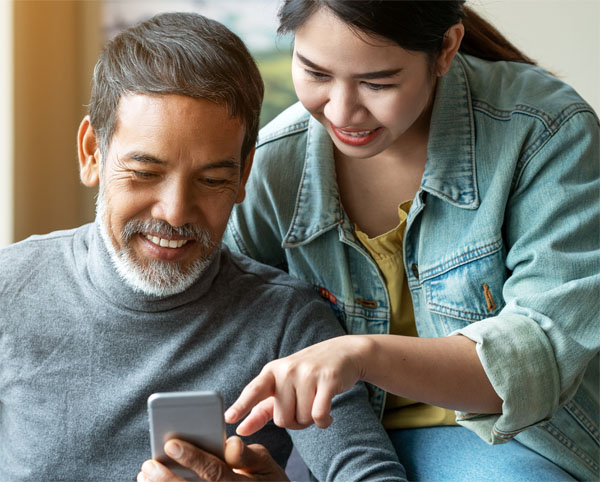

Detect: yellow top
[354, 201, 457, 429]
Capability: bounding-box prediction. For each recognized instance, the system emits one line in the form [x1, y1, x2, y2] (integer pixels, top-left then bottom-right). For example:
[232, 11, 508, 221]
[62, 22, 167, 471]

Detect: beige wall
[12, 0, 101, 243]
[1, 1, 13, 247]
[472, 0, 599, 115]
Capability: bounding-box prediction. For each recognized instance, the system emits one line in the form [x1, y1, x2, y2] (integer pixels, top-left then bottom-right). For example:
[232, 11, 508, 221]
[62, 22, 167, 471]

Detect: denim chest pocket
[421, 239, 507, 326]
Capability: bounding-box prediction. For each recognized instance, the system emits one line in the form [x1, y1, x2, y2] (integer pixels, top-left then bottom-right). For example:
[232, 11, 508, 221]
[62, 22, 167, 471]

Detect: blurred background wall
[1, 0, 598, 246]
[1, 0, 13, 247]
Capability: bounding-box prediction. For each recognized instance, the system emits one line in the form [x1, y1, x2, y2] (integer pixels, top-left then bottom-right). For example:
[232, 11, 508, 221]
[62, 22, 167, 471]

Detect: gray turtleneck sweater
[0, 222, 405, 481]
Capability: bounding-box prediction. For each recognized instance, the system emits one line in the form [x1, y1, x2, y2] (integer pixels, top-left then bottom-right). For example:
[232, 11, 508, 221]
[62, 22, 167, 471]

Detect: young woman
[223, 1, 599, 480]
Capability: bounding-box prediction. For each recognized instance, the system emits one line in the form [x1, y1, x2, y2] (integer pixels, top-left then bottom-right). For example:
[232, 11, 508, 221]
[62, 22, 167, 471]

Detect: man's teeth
[144, 235, 189, 248]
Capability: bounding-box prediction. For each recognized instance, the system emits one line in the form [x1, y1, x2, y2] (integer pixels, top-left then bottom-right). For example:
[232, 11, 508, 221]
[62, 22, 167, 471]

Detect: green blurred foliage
[255, 50, 298, 128]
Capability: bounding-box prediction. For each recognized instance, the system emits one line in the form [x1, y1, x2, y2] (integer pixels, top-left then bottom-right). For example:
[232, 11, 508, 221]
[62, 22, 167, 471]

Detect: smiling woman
[222, 1, 599, 481]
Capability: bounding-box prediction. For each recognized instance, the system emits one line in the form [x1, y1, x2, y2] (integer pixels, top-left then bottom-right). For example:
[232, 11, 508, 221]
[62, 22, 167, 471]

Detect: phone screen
[148, 391, 226, 481]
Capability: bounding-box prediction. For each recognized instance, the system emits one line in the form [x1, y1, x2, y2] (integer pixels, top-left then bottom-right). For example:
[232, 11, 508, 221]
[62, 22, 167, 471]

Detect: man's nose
[151, 179, 196, 229]
[323, 84, 362, 127]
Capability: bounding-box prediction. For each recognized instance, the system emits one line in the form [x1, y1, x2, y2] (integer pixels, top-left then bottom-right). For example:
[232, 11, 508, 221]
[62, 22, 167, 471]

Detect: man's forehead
[110, 93, 246, 159]
[115, 93, 240, 125]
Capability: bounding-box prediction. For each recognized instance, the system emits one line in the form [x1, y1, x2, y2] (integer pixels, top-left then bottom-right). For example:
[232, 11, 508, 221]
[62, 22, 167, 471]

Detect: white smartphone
[148, 391, 226, 481]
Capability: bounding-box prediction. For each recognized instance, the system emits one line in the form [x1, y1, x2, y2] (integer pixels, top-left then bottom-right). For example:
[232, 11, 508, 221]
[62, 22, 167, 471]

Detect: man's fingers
[225, 372, 275, 424]
[139, 459, 186, 481]
[225, 436, 289, 480]
[235, 397, 275, 436]
[163, 439, 238, 481]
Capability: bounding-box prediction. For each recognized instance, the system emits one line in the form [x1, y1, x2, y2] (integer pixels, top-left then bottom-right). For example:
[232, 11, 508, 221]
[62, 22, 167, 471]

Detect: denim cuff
[451, 314, 559, 443]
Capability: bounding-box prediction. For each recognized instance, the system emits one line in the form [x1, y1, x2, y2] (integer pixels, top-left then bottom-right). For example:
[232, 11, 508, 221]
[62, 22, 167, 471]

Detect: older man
[0, 12, 405, 482]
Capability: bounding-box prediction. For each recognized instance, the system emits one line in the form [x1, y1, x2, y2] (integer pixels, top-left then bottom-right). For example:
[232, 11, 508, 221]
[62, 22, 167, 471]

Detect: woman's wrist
[345, 334, 378, 382]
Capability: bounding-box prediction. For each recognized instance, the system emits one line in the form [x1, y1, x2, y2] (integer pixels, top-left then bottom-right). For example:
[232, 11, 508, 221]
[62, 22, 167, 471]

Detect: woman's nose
[323, 85, 362, 127]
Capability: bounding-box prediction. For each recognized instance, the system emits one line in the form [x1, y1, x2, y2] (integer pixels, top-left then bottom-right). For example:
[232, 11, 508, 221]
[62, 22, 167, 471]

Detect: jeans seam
[540, 421, 600, 475]
[565, 400, 600, 445]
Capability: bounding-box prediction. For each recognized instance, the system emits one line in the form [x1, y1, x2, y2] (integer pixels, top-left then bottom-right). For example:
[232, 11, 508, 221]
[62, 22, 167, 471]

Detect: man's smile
[143, 234, 189, 249]
[137, 233, 198, 262]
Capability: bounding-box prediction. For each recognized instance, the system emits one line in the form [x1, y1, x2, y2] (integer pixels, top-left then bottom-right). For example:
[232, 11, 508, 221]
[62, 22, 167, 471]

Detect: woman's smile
[330, 125, 383, 146]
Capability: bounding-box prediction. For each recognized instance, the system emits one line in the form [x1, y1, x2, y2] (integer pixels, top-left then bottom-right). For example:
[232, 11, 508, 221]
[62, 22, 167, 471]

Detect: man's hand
[225, 336, 367, 436]
[137, 436, 288, 481]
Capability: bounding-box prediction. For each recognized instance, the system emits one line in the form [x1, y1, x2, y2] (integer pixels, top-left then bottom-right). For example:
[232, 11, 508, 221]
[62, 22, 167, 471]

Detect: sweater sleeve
[277, 299, 407, 482]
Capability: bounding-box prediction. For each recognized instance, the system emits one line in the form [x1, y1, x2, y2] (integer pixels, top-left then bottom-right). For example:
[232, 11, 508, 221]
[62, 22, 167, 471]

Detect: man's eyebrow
[126, 152, 240, 170]
[296, 52, 402, 80]
[201, 159, 241, 170]
[127, 153, 167, 165]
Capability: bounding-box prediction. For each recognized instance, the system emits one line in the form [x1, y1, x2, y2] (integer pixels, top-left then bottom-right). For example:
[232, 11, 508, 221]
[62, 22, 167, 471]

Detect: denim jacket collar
[283, 53, 479, 247]
[282, 116, 344, 247]
[423, 54, 479, 210]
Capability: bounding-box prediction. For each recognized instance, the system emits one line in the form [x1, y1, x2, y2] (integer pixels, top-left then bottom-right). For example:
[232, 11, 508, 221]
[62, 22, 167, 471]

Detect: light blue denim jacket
[224, 53, 599, 480]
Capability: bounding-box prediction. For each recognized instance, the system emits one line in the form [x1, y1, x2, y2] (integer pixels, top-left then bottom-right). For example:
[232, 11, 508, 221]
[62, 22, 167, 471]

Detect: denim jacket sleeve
[453, 110, 600, 443]
[224, 141, 298, 272]
[224, 107, 313, 274]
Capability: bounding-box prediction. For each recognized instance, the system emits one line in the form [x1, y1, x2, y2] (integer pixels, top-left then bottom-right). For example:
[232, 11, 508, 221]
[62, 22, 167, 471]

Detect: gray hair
[89, 12, 264, 164]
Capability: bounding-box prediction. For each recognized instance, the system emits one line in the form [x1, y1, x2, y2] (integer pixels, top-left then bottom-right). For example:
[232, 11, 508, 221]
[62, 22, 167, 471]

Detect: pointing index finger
[225, 371, 276, 424]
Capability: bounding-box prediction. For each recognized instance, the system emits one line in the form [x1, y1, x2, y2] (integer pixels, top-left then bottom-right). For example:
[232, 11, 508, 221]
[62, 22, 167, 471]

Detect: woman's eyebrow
[296, 51, 402, 79]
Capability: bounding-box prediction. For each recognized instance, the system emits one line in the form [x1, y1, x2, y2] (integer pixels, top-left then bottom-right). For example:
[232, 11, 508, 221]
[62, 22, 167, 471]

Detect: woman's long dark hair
[278, 0, 536, 65]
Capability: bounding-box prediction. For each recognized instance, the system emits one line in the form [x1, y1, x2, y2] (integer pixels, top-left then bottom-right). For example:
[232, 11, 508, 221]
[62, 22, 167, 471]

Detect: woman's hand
[137, 436, 288, 481]
[226, 334, 503, 437]
[225, 336, 369, 436]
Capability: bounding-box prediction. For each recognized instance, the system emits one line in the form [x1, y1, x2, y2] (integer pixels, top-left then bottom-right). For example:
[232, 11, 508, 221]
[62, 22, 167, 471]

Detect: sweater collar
[84, 220, 221, 313]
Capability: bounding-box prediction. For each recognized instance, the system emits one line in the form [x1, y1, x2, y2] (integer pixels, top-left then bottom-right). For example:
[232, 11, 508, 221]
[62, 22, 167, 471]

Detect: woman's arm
[225, 333, 502, 435]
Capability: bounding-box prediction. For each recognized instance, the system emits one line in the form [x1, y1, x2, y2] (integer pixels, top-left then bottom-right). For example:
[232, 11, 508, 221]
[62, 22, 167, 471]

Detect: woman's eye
[305, 69, 329, 80]
[363, 82, 392, 91]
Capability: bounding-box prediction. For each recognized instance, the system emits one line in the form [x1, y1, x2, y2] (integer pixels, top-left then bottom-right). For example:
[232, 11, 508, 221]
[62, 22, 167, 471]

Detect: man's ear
[78, 115, 101, 187]
[235, 147, 255, 204]
[435, 23, 465, 77]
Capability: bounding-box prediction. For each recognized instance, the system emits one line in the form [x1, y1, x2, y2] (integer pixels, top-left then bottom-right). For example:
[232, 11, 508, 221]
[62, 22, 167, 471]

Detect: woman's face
[292, 8, 436, 160]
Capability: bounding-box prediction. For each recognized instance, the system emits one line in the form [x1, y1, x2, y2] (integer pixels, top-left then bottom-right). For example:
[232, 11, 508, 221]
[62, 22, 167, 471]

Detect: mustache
[121, 218, 214, 247]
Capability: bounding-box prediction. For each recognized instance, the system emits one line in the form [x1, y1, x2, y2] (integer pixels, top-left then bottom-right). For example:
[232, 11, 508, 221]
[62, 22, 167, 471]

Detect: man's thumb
[224, 436, 272, 471]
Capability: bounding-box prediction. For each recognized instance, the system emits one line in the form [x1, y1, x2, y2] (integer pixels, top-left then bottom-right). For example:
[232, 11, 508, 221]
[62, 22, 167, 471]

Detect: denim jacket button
[411, 263, 419, 279]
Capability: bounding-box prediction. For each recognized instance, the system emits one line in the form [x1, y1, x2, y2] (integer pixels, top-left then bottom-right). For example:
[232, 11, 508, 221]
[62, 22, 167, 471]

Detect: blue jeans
[388, 426, 576, 481]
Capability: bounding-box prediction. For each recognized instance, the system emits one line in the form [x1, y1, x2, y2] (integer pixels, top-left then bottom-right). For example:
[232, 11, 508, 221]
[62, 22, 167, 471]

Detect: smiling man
[0, 12, 406, 482]
[80, 94, 247, 297]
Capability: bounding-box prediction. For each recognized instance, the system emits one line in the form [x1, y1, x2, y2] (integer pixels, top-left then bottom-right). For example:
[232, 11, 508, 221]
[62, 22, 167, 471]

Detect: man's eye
[201, 178, 228, 186]
[132, 171, 157, 179]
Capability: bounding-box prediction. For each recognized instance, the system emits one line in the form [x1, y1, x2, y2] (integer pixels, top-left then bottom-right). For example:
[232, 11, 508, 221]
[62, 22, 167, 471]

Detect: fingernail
[224, 408, 236, 421]
[142, 460, 158, 475]
[165, 441, 183, 458]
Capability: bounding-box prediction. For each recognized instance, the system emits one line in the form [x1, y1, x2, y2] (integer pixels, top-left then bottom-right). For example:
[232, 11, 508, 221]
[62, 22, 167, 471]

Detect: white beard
[96, 186, 215, 297]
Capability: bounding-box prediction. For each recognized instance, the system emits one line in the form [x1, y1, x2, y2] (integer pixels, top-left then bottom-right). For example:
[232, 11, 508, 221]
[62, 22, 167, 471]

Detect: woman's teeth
[144, 235, 188, 249]
[339, 129, 373, 137]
